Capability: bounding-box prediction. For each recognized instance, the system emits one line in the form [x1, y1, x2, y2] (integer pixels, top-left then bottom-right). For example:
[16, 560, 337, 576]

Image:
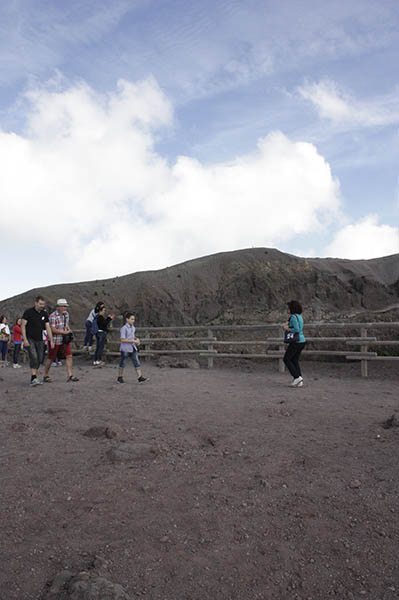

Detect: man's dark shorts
[26, 339, 45, 370]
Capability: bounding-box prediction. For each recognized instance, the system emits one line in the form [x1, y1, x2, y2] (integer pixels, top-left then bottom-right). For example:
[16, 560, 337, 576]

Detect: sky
[1, 0, 398, 301]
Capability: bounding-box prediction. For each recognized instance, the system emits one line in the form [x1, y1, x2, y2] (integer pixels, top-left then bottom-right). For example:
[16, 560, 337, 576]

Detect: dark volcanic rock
[42, 570, 131, 599]
[382, 414, 399, 429]
[1, 248, 398, 326]
[83, 426, 108, 439]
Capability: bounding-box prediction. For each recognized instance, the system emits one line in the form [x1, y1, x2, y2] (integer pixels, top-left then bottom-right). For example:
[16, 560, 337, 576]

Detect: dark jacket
[97, 315, 112, 333]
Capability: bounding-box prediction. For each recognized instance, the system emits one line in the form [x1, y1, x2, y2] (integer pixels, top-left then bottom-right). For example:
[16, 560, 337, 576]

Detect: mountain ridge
[1, 248, 398, 326]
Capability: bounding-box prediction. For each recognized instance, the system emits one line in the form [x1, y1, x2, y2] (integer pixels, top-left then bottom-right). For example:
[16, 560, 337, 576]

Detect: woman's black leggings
[283, 342, 306, 378]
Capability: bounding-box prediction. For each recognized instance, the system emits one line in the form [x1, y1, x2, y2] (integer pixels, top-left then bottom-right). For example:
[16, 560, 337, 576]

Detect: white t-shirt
[0, 324, 10, 336]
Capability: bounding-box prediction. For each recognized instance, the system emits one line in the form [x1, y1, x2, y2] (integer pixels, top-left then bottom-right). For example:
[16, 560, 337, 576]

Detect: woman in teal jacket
[283, 300, 306, 387]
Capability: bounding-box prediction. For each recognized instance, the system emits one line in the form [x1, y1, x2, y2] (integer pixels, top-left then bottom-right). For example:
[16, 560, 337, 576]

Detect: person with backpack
[83, 302, 103, 351]
[283, 300, 306, 387]
[43, 298, 79, 382]
[93, 304, 114, 366]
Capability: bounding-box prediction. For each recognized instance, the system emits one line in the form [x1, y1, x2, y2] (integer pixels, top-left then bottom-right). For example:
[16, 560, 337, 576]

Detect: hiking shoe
[117, 376, 125, 384]
[30, 378, 42, 386]
[137, 376, 148, 383]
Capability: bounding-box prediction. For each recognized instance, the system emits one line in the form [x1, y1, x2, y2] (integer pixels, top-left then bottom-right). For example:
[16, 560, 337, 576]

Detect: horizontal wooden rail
[366, 340, 399, 346]
[198, 337, 377, 345]
[353, 356, 399, 361]
[66, 321, 399, 377]
[267, 350, 378, 357]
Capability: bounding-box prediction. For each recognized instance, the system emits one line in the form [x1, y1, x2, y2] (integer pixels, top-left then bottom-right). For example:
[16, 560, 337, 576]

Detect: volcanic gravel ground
[0, 358, 398, 600]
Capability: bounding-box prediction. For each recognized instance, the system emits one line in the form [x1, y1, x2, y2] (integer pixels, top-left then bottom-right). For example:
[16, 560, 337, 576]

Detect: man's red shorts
[48, 343, 72, 361]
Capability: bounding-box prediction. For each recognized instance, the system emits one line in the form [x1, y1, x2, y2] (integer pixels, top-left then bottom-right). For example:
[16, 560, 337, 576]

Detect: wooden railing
[69, 322, 399, 377]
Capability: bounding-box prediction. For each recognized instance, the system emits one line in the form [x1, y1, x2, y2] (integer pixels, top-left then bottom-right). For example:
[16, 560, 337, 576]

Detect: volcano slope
[1, 248, 398, 326]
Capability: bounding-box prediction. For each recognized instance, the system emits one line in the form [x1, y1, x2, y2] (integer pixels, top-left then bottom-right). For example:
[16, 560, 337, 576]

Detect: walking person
[83, 301, 104, 351]
[93, 305, 114, 366]
[12, 317, 23, 368]
[21, 296, 54, 386]
[117, 312, 148, 383]
[44, 298, 79, 382]
[0, 315, 10, 367]
[283, 300, 306, 387]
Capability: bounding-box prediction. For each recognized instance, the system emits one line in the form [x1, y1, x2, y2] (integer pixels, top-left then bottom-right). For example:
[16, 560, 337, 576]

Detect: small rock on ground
[42, 570, 131, 599]
[106, 442, 159, 463]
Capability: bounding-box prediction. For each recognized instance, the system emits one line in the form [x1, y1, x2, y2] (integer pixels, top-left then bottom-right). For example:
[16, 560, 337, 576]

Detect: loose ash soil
[0, 358, 398, 600]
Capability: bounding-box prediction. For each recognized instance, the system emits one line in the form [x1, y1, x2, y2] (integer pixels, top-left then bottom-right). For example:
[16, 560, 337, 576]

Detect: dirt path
[0, 358, 398, 600]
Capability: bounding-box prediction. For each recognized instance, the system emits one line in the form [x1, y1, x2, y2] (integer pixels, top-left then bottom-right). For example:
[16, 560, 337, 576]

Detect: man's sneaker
[51, 361, 58, 367]
[137, 376, 148, 383]
[57, 361, 62, 366]
[93, 361, 99, 365]
[30, 378, 42, 386]
[13, 363, 22, 369]
[291, 376, 303, 387]
[296, 381, 303, 387]
[117, 376, 125, 384]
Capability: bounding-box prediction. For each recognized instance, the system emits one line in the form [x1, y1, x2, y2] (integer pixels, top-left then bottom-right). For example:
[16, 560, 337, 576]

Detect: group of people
[2, 295, 305, 387]
[1, 295, 148, 386]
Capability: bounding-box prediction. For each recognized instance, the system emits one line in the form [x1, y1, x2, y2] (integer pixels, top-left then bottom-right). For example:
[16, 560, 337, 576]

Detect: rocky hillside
[1, 248, 398, 326]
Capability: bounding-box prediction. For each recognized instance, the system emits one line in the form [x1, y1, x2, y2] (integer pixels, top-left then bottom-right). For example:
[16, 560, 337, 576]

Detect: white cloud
[325, 215, 399, 259]
[0, 77, 342, 284]
[299, 80, 399, 127]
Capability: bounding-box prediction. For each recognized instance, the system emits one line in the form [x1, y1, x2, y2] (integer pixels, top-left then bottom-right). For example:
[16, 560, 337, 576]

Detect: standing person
[12, 317, 23, 368]
[44, 298, 79, 382]
[0, 315, 10, 367]
[83, 301, 104, 351]
[93, 305, 114, 366]
[283, 300, 306, 387]
[21, 296, 54, 386]
[117, 312, 148, 383]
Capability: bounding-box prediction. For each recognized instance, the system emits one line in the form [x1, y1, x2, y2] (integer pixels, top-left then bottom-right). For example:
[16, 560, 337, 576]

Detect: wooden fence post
[144, 330, 151, 361]
[207, 328, 214, 369]
[360, 327, 368, 377]
[279, 326, 285, 373]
